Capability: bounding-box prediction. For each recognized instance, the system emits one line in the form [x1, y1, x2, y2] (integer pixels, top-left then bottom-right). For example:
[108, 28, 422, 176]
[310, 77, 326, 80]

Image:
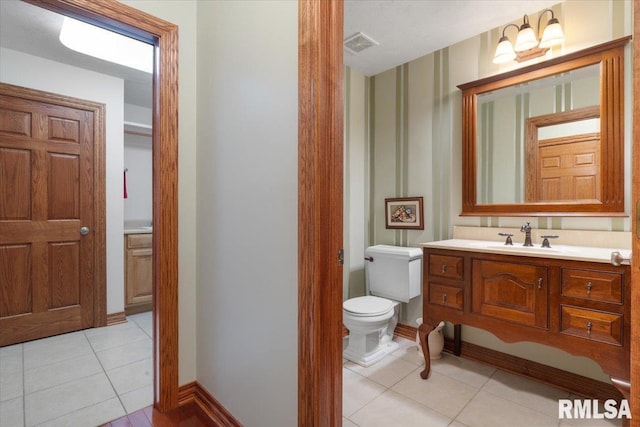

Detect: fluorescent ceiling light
[59, 17, 153, 73]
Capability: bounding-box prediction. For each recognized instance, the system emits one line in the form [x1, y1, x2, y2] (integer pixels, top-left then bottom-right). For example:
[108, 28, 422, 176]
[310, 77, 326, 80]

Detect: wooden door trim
[298, 1, 344, 425]
[0, 82, 106, 330]
[632, 0, 640, 422]
[25, 0, 179, 412]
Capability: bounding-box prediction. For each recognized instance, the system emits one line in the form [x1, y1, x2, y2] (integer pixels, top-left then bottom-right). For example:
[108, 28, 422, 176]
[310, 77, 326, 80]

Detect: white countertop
[124, 226, 152, 235]
[421, 239, 631, 264]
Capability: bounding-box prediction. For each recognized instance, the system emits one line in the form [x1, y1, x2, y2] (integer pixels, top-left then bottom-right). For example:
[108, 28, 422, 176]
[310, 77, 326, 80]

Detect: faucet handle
[540, 235, 559, 248]
[498, 232, 514, 245]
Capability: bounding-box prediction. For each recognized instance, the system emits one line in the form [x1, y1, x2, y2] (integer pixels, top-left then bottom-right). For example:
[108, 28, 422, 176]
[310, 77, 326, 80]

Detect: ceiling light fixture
[493, 9, 565, 64]
[59, 17, 153, 73]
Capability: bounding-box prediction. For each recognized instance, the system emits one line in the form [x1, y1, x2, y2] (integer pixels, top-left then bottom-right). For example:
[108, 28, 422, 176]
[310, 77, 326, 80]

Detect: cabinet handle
[441, 264, 447, 273]
[586, 321, 593, 336]
[586, 282, 592, 295]
[537, 278, 543, 289]
[442, 294, 447, 304]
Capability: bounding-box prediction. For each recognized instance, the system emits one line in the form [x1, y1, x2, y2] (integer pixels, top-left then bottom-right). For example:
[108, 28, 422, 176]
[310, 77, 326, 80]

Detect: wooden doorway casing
[298, 1, 344, 425]
[25, 0, 179, 412]
[631, 0, 640, 423]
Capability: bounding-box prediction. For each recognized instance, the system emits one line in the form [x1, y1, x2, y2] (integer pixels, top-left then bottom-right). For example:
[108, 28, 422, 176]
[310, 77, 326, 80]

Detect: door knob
[80, 226, 90, 236]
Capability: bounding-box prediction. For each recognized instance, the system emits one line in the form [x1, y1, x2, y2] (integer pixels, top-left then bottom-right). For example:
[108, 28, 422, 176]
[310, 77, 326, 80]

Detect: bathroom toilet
[343, 245, 422, 367]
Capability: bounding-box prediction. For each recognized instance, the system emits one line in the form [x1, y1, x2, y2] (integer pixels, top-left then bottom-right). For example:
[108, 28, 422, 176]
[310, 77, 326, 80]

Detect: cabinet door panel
[472, 259, 548, 328]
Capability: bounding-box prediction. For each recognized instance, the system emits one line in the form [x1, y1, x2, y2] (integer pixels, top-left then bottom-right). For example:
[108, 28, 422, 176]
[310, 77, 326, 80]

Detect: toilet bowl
[343, 296, 400, 367]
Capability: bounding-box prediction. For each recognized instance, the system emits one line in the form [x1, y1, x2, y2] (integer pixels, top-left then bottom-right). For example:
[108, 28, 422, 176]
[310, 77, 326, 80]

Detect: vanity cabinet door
[472, 259, 548, 328]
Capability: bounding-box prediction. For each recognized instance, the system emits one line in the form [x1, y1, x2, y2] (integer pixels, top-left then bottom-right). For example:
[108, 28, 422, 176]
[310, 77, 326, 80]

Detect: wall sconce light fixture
[493, 9, 565, 64]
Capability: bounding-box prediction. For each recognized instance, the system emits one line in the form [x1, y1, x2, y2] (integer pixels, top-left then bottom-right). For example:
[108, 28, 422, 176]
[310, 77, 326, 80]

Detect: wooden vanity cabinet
[124, 233, 153, 314]
[419, 248, 630, 396]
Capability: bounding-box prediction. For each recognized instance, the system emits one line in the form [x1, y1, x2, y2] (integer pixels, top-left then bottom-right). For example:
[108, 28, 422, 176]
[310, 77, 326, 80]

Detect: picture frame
[385, 197, 424, 230]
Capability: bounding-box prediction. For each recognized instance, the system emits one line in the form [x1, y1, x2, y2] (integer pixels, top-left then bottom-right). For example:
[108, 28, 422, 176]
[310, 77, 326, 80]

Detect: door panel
[0, 88, 96, 346]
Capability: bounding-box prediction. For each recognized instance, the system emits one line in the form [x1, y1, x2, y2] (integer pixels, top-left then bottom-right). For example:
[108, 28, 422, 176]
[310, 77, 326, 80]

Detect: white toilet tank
[365, 245, 422, 303]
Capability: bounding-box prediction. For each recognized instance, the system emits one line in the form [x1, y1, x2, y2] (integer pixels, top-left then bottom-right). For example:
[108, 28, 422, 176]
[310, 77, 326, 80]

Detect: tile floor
[342, 336, 622, 427]
[0, 312, 153, 427]
[1, 320, 624, 427]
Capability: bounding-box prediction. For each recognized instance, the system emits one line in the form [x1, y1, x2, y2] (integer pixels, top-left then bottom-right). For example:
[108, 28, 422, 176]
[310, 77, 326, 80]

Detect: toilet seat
[343, 296, 393, 317]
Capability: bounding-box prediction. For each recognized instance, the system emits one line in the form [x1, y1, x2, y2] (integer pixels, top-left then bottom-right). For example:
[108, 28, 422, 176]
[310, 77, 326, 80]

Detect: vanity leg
[610, 377, 631, 427]
[454, 324, 462, 356]
[418, 321, 437, 379]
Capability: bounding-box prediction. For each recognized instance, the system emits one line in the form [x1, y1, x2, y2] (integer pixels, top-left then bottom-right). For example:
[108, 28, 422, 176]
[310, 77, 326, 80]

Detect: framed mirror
[459, 36, 630, 216]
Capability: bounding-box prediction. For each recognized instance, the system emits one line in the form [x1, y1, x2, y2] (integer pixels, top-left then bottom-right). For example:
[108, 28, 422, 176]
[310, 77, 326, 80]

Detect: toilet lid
[343, 296, 393, 316]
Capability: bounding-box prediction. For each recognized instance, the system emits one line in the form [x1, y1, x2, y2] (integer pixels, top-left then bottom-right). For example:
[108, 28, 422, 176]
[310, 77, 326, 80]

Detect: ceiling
[344, 0, 562, 76]
[0, 0, 562, 107]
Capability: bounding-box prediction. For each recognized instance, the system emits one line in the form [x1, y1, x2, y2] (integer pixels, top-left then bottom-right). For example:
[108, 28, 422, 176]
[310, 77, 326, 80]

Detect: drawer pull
[586, 282, 592, 295]
[586, 321, 593, 336]
[537, 278, 543, 289]
[442, 294, 447, 304]
[441, 264, 447, 273]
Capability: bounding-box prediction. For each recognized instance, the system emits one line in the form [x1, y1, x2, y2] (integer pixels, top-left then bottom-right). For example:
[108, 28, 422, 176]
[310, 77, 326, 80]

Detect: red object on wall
[124, 169, 128, 198]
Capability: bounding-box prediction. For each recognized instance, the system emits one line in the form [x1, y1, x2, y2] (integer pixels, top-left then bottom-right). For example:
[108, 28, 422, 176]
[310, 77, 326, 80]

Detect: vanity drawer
[561, 269, 622, 304]
[429, 254, 464, 280]
[428, 283, 464, 310]
[560, 306, 622, 346]
[127, 233, 152, 249]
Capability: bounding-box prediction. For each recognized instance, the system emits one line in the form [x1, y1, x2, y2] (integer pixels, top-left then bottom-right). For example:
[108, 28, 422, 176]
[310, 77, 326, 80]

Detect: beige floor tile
[96, 337, 152, 371]
[391, 338, 425, 367]
[345, 354, 417, 388]
[24, 353, 103, 394]
[24, 372, 116, 426]
[0, 369, 23, 401]
[456, 389, 559, 427]
[481, 369, 570, 418]
[343, 367, 386, 417]
[560, 419, 622, 427]
[391, 367, 479, 419]
[350, 389, 451, 427]
[85, 323, 149, 352]
[119, 384, 154, 414]
[449, 421, 469, 427]
[23, 331, 92, 370]
[36, 397, 126, 427]
[343, 417, 359, 427]
[0, 396, 23, 427]
[128, 312, 152, 338]
[0, 343, 23, 374]
[430, 353, 496, 388]
[106, 357, 153, 396]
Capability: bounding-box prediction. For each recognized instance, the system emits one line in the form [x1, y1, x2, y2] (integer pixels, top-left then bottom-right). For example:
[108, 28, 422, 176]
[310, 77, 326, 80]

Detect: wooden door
[536, 135, 600, 202]
[0, 84, 99, 346]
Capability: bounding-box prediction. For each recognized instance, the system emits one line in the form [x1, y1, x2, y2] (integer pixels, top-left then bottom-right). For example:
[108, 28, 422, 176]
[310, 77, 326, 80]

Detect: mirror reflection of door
[525, 106, 601, 202]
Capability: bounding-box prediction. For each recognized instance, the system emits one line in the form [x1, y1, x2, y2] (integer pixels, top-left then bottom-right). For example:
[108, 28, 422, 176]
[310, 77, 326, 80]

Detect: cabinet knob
[586, 282, 592, 295]
[442, 294, 447, 304]
[586, 321, 593, 336]
[537, 278, 543, 289]
[441, 264, 447, 273]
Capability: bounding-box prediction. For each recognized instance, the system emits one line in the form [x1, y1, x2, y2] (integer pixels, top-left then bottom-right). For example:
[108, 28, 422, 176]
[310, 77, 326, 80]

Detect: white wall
[124, 104, 153, 223]
[123, 137, 152, 222]
[195, 1, 298, 425]
[0, 47, 126, 315]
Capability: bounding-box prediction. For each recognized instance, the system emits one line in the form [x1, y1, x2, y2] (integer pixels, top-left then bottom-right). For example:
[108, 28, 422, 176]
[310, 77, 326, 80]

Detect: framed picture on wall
[385, 197, 424, 230]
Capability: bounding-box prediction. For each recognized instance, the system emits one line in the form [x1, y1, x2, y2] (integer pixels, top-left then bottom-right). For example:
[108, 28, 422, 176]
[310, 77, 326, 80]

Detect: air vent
[344, 32, 379, 55]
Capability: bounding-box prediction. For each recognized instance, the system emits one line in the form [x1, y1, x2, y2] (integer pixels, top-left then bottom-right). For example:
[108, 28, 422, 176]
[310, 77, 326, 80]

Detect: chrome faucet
[520, 222, 533, 247]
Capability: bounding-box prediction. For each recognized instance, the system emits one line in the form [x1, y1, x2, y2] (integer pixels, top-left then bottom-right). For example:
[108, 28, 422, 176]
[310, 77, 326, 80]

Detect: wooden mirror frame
[460, 36, 630, 217]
